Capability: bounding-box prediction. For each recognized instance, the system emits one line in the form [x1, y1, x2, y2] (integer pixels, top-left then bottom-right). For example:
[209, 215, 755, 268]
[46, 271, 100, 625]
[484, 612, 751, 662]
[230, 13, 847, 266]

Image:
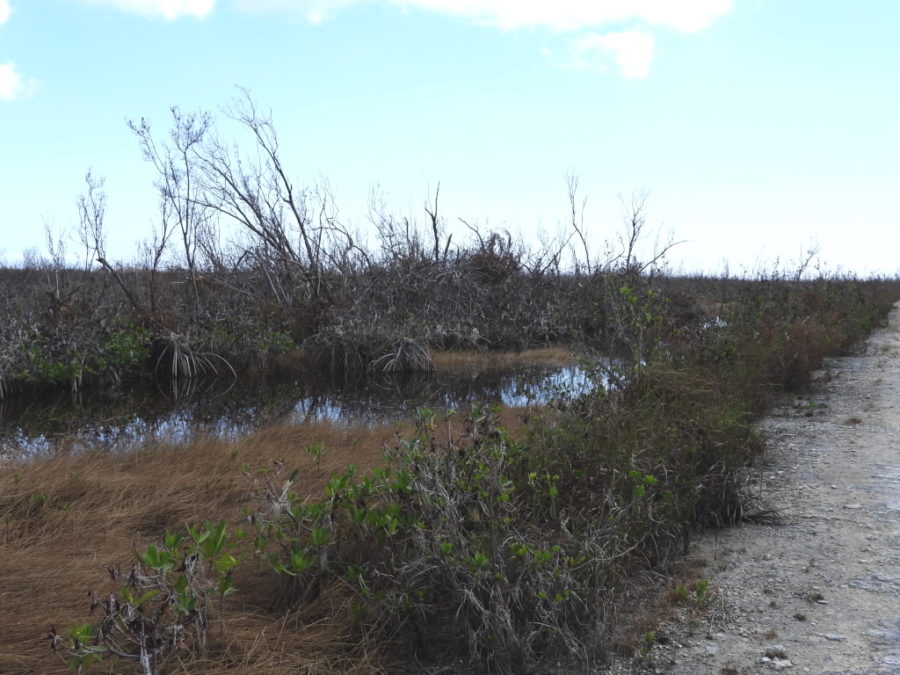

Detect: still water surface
[0, 365, 592, 458]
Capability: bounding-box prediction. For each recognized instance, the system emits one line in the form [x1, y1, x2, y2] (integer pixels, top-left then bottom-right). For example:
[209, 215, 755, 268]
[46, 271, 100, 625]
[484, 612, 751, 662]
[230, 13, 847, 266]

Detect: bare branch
[76, 171, 143, 313]
[565, 172, 592, 275]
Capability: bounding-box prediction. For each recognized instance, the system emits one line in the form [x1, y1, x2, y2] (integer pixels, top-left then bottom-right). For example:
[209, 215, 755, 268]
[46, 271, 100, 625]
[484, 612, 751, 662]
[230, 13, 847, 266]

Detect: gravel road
[608, 303, 900, 674]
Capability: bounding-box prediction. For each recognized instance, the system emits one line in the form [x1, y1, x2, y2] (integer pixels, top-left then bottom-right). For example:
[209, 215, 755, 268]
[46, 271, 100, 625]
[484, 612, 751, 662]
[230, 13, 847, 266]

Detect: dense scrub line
[3, 272, 898, 673]
[2, 93, 893, 402]
[0, 235, 692, 399]
[2, 256, 889, 401]
[0, 93, 710, 399]
[0, 260, 626, 399]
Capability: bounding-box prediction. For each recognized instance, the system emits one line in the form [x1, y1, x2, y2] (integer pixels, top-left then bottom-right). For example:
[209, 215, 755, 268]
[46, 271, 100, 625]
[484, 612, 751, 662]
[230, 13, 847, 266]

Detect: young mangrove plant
[51, 521, 242, 675]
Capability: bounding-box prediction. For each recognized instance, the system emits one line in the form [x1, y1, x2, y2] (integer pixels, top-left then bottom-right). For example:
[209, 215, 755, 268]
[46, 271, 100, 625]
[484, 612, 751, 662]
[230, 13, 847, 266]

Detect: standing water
[0, 365, 593, 458]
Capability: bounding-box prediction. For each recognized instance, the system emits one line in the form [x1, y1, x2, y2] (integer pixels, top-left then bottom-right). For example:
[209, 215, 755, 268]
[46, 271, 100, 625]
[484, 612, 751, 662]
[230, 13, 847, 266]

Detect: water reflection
[286, 366, 593, 425]
[0, 365, 593, 459]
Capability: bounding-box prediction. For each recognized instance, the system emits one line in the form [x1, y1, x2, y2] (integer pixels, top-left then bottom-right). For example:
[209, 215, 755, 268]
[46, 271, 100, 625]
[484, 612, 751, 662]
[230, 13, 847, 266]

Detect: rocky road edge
[604, 302, 900, 675]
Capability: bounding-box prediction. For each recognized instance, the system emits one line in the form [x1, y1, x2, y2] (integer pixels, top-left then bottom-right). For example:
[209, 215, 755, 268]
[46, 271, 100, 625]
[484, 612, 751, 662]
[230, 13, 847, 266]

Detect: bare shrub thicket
[0, 93, 691, 399]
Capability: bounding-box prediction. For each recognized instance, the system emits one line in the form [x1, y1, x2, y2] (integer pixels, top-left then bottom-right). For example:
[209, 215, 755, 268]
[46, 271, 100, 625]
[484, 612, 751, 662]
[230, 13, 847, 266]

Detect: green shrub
[52, 522, 242, 674]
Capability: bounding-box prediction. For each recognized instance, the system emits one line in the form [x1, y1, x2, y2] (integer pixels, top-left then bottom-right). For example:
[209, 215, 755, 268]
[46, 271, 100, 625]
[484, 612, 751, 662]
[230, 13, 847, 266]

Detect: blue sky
[1, 0, 898, 274]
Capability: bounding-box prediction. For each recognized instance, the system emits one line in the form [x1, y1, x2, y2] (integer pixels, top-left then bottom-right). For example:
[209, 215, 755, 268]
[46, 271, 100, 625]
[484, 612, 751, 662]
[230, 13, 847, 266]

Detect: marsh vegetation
[2, 96, 899, 673]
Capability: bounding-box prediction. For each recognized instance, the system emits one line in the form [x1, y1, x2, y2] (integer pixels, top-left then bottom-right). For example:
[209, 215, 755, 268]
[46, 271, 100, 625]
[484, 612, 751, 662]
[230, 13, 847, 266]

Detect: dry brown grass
[0, 421, 405, 673]
[0, 407, 536, 673]
[430, 347, 574, 373]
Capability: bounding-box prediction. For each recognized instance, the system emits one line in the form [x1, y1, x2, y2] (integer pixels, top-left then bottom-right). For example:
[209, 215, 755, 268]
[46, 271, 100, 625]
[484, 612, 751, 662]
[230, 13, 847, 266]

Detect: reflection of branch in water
[370, 371, 441, 402]
[155, 374, 223, 403]
[2, 365, 596, 458]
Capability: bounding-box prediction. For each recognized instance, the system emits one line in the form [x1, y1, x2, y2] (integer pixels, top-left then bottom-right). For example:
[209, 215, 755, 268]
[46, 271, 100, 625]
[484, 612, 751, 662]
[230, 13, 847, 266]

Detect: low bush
[249, 406, 617, 672]
[53, 522, 241, 674]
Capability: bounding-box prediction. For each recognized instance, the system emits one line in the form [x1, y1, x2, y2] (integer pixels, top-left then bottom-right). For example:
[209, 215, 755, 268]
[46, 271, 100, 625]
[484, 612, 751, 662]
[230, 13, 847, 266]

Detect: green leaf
[164, 530, 184, 550]
[200, 521, 228, 559]
[132, 589, 161, 606]
[214, 553, 239, 574]
[137, 544, 173, 571]
[68, 622, 96, 640]
[290, 550, 312, 573]
[471, 552, 489, 568]
[217, 576, 236, 596]
[311, 528, 329, 547]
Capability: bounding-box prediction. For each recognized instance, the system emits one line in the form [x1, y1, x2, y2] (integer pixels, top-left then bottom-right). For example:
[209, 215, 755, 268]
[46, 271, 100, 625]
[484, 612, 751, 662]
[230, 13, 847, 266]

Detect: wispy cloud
[71, 0, 728, 79]
[229, 0, 732, 33]
[229, 0, 357, 25]
[406, 0, 730, 33]
[73, 0, 734, 32]
[0, 61, 38, 101]
[573, 30, 654, 79]
[227, 0, 729, 78]
[79, 0, 216, 20]
[0, 0, 12, 25]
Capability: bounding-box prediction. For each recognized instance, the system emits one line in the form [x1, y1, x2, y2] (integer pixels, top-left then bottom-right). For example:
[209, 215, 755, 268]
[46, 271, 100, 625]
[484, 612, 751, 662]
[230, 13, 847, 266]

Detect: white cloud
[229, 0, 358, 25]
[573, 30, 654, 79]
[0, 61, 38, 101]
[73, 0, 734, 32]
[0, 0, 12, 25]
[80, 0, 216, 20]
[227, 0, 725, 79]
[405, 0, 730, 33]
[229, 0, 732, 33]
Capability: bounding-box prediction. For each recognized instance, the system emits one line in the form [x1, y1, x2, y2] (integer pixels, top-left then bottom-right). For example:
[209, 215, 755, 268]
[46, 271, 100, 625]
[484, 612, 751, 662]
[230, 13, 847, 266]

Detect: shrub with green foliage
[52, 521, 242, 675]
[248, 406, 624, 672]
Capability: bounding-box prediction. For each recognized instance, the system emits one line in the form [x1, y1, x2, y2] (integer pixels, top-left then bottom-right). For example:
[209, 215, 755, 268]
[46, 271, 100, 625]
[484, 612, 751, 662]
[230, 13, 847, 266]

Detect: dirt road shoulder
[614, 303, 900, 674]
